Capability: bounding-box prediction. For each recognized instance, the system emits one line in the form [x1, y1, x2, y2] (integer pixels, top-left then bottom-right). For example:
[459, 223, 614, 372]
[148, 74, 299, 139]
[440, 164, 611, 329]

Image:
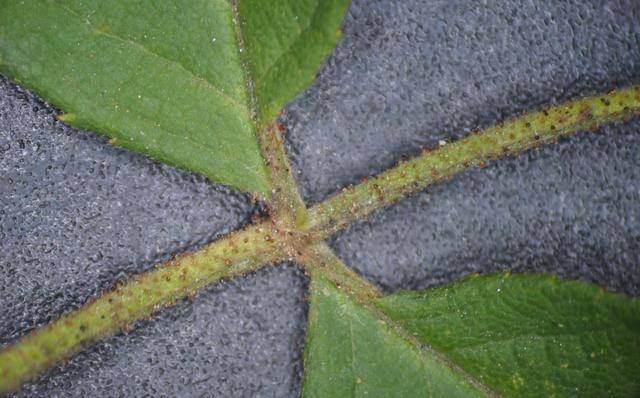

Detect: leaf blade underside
[377, 274, 640, 397]
[237, 0, 349, 126]
[302, 275, 489, 398]
[0, 0, 349, 195]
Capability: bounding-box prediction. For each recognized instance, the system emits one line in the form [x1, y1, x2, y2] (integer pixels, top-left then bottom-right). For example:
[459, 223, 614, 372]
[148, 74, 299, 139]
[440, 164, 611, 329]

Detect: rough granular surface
[1, 0, 640, 396]
[13, 265, 308, 398]
[285, 0, 640, 297]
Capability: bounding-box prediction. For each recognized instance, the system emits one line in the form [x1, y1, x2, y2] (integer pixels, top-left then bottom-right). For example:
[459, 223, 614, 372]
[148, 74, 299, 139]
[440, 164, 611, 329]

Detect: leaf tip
[56, 113, 76, 123]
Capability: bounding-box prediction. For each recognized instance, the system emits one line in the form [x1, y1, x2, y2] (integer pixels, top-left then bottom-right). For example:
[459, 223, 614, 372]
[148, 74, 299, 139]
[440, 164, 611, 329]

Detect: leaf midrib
[382, 308, 500, 398]
[348, 315, 359, 397]
[365, 295, 501, 397]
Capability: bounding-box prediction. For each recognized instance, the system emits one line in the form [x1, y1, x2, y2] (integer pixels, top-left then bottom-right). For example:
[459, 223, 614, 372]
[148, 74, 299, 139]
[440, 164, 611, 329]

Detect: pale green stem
[2, 86, 639, 394]
[0, 221, 291, 394]
[298, 242, 381, 304]
[307, 86, 640, 237]
[257, 121, 308, 227]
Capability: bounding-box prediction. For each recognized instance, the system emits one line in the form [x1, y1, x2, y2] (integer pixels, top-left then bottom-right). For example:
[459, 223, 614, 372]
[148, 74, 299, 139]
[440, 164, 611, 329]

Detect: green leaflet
[0, 0, 348, 195]
[237, 0, 348, 126]
[378, 274, 640, 397]
[302, 276, 489, 398]
[304, 273, 640, 397]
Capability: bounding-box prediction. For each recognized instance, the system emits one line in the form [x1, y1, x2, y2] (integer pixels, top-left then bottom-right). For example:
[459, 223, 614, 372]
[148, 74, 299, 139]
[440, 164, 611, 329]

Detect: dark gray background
[1, 0, 639, 396]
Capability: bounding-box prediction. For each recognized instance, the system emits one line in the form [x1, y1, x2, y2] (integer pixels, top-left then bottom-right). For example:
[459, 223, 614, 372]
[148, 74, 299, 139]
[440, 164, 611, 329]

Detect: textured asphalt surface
[1, 0, 640, 396]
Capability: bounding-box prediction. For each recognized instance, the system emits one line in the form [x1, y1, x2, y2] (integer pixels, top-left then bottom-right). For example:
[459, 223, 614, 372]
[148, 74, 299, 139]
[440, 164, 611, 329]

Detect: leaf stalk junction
[1, 86, 639, 393]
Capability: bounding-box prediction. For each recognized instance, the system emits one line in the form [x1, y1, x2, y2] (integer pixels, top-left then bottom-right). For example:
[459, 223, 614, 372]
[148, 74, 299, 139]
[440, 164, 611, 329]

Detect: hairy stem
[2, 86, 639, 393]
[298, 242, 381, 304]
[0, 221, 292, 393]
[307, 86, 640, 237]
[257, 121, 308, 227]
